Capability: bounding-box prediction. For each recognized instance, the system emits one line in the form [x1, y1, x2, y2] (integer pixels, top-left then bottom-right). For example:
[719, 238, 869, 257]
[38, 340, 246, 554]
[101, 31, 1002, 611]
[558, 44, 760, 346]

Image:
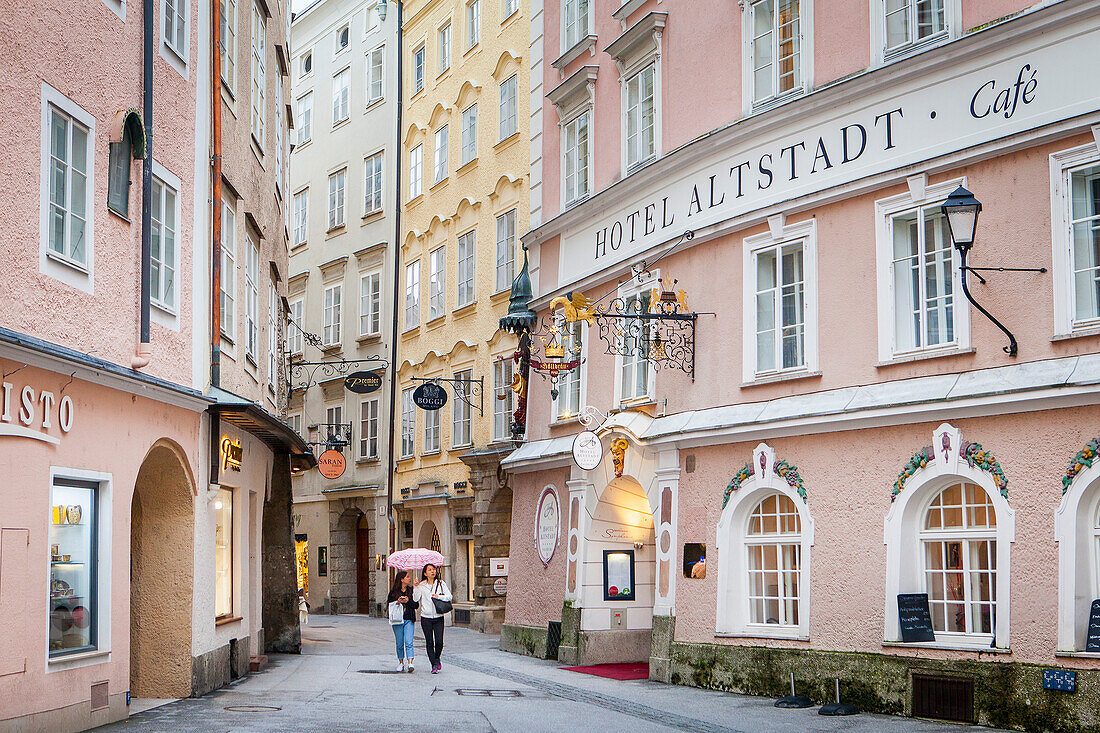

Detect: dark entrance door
[356, 520, 371, 614]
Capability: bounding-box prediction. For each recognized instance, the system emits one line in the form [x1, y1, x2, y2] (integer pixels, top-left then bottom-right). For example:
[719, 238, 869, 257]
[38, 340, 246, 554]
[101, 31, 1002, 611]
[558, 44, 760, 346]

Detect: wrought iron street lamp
[941, 185, 1045, 357]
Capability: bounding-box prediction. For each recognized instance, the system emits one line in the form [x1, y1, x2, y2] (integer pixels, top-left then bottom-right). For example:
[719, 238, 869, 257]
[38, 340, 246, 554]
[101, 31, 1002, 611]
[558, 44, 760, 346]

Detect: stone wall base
[500, 623, 550, 659]
[649, 614, 675, 682]
[0, 691, 127, 733]
[668, 641, 1100, 731]
[461, 605, 505, 634]
[191, 636, 252, 698]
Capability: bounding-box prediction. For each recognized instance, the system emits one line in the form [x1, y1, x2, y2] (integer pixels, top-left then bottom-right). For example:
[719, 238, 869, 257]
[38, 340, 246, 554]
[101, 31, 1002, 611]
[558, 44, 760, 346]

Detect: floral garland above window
[892, 441, 1008, 500]
[1062, 438, 1100, 495]
[723, 458, 807, 508]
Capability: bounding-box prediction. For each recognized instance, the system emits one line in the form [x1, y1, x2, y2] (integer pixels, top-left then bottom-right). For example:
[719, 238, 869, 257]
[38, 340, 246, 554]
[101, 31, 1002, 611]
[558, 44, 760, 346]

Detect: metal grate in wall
[90, 681, 109, 711]
[911, 673, 975, 723]
[453, 608, 471, 625]
[546, 621, 562, 660]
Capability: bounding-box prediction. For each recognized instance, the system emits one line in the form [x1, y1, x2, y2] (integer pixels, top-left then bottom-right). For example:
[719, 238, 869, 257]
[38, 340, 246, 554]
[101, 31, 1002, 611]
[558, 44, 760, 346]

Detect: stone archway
[130, 440, 194, 699]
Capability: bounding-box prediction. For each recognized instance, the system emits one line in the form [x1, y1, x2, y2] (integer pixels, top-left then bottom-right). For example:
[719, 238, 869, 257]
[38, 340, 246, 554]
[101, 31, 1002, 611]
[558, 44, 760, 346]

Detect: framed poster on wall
[603, 549, 635, 601]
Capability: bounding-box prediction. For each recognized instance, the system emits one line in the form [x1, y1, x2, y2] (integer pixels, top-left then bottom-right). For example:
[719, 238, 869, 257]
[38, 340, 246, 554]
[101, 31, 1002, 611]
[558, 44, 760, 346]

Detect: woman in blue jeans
[387, 571, 418, 672]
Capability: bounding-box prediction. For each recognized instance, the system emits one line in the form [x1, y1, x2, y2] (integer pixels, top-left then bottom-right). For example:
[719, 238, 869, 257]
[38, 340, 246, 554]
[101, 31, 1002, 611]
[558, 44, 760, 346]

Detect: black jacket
[388, 585, 418, 621]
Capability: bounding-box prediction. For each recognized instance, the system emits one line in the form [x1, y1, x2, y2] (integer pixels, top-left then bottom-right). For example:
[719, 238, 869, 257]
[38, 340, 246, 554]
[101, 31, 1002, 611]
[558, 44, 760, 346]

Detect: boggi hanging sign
[0, 380, 75, 446]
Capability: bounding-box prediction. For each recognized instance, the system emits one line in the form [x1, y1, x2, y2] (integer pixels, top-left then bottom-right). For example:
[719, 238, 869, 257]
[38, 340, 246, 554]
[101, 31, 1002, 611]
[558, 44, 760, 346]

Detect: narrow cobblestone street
[96, 616, 1008, 733]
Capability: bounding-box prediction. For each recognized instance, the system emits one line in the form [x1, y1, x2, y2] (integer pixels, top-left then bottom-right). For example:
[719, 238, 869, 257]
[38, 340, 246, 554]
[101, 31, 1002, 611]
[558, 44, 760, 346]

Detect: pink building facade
[501, 0, 1100, 727]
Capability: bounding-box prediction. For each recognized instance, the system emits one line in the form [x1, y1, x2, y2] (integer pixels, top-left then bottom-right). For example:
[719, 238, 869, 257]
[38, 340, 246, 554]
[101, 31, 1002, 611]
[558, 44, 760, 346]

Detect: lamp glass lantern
[941, 185, 982, 249]
[376, 0, 388, 21]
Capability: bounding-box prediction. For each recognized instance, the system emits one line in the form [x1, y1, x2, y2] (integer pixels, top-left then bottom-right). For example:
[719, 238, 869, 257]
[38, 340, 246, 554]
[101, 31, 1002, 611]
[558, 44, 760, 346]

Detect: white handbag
[388, 600, 405, 624]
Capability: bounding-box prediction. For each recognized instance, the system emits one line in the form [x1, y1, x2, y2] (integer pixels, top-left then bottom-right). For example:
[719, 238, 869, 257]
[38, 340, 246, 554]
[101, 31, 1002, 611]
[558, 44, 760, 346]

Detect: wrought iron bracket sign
[287, 355, 388, 397]
[409, 376, 484, 415]
[309, 422, 353, 452]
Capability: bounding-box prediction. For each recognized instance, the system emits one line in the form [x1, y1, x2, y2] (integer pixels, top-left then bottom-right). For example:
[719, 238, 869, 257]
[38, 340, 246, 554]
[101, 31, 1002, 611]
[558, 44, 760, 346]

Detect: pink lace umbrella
[386, 547, 445, 571]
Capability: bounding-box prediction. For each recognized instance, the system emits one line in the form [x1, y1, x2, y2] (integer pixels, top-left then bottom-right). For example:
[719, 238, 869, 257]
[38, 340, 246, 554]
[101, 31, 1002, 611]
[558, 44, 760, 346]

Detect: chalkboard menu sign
[898, 593, 936, 642]
[1086, 599, 1100, 652]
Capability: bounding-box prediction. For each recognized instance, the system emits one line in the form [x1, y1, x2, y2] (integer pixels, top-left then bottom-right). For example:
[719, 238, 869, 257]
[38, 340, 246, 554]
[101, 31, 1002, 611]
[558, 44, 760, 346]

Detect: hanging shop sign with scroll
[412, 382, 448, 410]
[345, 371, 383, 394]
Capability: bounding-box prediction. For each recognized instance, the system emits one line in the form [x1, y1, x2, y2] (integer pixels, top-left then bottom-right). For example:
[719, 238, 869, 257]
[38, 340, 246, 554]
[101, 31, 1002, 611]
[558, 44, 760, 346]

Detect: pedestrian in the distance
[387, 570, 418, 672]
[415, 563, 452, 674]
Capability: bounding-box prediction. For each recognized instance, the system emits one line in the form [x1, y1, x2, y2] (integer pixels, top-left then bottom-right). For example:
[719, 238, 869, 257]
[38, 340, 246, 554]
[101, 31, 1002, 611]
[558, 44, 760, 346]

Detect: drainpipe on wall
[211, 0, 224, 388]
[384, 0, 403, 565]
[132, 0, 155, 370]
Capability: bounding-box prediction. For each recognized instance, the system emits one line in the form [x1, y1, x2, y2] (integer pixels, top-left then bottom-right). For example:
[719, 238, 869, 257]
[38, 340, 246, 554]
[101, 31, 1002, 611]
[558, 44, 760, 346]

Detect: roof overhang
[207, 387, 317, 472]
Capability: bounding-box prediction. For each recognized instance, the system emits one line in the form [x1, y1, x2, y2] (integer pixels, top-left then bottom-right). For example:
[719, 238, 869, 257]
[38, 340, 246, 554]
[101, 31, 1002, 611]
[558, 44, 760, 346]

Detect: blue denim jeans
[392, 620, 414, 660]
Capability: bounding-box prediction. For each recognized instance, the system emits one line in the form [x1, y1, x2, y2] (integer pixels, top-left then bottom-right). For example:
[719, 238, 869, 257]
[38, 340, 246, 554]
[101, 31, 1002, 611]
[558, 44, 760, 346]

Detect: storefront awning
[206, 386, 316, 472]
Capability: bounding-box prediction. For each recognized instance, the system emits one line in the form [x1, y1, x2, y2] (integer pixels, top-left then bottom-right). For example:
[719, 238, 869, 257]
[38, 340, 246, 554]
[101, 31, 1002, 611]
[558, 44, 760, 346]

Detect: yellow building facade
[397, 0, 528, 631]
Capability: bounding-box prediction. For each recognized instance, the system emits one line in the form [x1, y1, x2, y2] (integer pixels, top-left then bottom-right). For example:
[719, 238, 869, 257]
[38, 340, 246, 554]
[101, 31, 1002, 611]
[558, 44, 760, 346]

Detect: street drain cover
[224, 705, 281, 712]
[306, 625, 334, 628]
[455, 689, 524, 697]
[358, 670, 407, 674]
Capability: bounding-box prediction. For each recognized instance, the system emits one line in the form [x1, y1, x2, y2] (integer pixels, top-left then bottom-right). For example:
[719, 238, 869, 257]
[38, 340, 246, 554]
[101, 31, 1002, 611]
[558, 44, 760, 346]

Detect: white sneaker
[407, 661, 415, 673]
[398, 661, 406, 672]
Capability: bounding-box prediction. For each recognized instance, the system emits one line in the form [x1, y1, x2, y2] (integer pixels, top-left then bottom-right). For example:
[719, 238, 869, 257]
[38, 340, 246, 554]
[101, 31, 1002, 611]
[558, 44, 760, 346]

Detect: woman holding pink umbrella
[387, 570, 418, 672]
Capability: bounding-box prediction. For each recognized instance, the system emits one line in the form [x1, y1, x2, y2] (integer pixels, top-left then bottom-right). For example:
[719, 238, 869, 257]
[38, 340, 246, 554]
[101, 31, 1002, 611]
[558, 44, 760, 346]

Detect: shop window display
[215, 487, 234, 618]
[49, 479, 97, 656]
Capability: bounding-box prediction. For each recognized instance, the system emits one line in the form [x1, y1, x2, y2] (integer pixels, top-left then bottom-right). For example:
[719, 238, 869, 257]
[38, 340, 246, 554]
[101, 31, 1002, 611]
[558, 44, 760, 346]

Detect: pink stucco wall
[0, 358, 203, 722]
[0, 0, 198, 387]
[504, 468, 570, 627]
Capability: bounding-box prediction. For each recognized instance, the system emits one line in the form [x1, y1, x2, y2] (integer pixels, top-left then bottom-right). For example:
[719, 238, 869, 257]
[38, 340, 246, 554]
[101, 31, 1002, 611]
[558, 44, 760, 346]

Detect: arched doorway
[582, 476, 656, 662]
[130, 441, 194, 699]
[356, 513, 373, 613]
[418, 520, 441, 553]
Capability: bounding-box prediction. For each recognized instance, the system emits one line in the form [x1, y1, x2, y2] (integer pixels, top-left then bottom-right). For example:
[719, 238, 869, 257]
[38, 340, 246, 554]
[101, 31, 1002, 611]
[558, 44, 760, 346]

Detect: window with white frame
[409, 144, 423, 198]
[564, 0, 589, 50]
[749, 0, 801, 106]
[618, 283, 653, 402]
[367, 45, 384, 103]
[438, 23, 451, 74]
[45, 104, 92, 268]
[335, 23, 350, 54]
[323, 283, 342, 346]
[163, 0, 188, 58]
[503, 0, 518, 18]
[150, 176, 178, 311]
[287, 412, 303, 438]
[1068, 161, 1100, 327]
[293, 189, 308, 246]
[495, 210, 515, 292]
[891, 203, 956, 353]
[424, 398, 440, 452]
[457, 230, 475, 307]
[359, 398, 379, 459]
[251, 5, 266, 144]
[1054, 453, 1100, 650]
[245, 233, 259, 361]
[884, 0, 946, 55]
[287, 298, 303, 354]
[268, 278, 278, 383]
[328, 168, 346, 229]
[624, 65, 656, 170]
[400, 387, 416, 457]
[429, 246, 446, 319]
[360, 270, 381, 335]
[746, 494, 802, 627]
[405, 260, 420, 329]
[461, 104, 477, 164]
[221, 202, 236, 338]
[220, 0, 237, 90]
[493, 357, 514, 442]
[367, 2, 380, 33]
[48, 476, 104, 656]
[466, 0, 480, 49]
[297, 93, 312, 145]
[332, 67, 350, 125]
[921, 482, 997, 638]
[300, 50, 313, 77]
[364, 151, 383, 214]
[434, 126, 449, 184]
[452, 369, 472, 447]
[324, 404, 344, 447]
[744, 219, 817, 379]
[413, 45, 425, 93]
[563, 111, 590, 206]
[214, 486, 233, 618]
[499, 75, 517, 140]
[553, 321, 583, 419]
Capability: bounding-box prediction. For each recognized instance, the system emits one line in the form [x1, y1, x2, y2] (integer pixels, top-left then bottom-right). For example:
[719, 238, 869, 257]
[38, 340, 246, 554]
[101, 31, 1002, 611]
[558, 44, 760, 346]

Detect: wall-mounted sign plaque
[1086, 599, 1100, 652]
[221, 437, 242, 472]
[572, 431, 602, 470]
[535, 486, 560, 567]
[345, 371, 383, 394]
[413, 383, 448, 410]
[318, 449, 347, 479]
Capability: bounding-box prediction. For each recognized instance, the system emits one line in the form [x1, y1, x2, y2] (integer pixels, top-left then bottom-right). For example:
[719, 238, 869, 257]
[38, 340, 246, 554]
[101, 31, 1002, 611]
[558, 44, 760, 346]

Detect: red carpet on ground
[560, 662, 650, 680]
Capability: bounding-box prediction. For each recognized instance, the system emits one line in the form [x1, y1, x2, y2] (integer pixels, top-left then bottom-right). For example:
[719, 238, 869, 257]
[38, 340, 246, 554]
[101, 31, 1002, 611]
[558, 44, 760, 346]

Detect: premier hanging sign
[557, 15, 1100, 283]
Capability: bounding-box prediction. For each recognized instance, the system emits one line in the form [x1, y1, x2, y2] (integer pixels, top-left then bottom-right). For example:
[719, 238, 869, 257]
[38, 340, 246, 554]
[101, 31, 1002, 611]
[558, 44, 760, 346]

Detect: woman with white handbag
[387, 571, 418, 672]
[414, 563, 452, 674]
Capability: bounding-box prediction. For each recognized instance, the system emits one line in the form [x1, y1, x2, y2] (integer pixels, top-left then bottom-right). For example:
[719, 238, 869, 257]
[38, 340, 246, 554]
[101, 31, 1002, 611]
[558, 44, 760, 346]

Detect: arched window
[746, 494, 802, 627]
[920, 482, 996, 637]
[1055, 452, 1100, 651]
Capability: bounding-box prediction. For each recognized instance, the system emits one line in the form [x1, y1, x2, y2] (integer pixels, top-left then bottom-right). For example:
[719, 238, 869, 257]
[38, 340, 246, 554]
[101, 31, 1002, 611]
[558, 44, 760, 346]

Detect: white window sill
[1054, 650, 1100, 659]
[357, 333, 382, 345]
[48, 648, 110, 672]
[362, 209, 384, 221]
[551, 414, 582, 427]
[741, 369, 820, 388]
[881, 32, 949, 65]
[1052, 325, 1100, 342]
[45, 249, 89, 275]
[882, 640, 1009, 654]
[876, 346, 974, 368]
[715, 631, 809, 642]
[151, 299, 177, 318]
[356, 456, 381, 465]
[750, 87, 806, 115]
